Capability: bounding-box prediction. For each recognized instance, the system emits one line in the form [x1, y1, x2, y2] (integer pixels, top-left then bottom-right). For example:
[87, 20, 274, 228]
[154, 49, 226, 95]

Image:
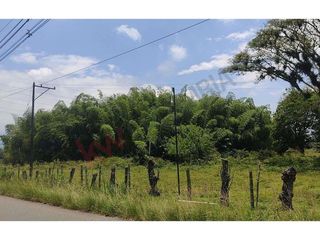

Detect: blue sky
[0, 19, 291, 135]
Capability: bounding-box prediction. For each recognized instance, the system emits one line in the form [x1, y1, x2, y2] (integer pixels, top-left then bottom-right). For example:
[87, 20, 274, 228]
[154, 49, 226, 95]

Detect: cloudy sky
[0, 19, 290, 135]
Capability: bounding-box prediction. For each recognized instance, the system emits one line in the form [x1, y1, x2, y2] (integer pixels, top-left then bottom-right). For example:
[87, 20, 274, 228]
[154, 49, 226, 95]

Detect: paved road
[0, 195, 121, 221]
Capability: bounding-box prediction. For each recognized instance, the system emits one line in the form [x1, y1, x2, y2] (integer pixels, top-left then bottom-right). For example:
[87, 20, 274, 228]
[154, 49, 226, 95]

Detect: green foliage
[100, 124, 115, 140]
[147, 121, 160, 155]
[273, 90, 319, 153]
[132, 127, 146, 142]
[223, 19, 320, 96]
[0, 87, 283, 164]
[166, 124, 213, 163]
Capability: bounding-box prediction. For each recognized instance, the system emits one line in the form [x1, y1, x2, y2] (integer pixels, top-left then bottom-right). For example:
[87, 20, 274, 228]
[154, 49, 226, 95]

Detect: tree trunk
[147, 159, 160, 196]
[279, 167, 296, 210]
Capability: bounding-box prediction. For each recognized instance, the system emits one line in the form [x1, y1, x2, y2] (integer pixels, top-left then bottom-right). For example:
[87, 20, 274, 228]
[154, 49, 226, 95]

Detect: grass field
[0, 152, 320, 220]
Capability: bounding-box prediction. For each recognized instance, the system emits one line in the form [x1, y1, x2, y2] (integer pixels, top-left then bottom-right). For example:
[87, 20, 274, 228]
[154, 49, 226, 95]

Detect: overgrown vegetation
[0, 88, 319, 165]
[0, 19, 320, 220]
[0, 152, 320, 220]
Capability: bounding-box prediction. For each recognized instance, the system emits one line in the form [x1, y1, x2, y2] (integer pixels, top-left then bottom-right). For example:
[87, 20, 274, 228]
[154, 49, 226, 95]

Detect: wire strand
[42, 19, 210, 85]
[0, 20, 13, 36]
[0, 19, 29, 50]
[0, 20, 50, 62]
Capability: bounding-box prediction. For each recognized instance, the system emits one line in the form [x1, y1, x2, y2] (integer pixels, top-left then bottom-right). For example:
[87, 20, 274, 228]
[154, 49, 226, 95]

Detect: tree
[273, 90, 317, 153]
[132, 127, 146, 142]
[166, 124, 213, 163]
[223, 19, 320, 96]
[100, 124, 115, 140]
[146, 121, 160, 155]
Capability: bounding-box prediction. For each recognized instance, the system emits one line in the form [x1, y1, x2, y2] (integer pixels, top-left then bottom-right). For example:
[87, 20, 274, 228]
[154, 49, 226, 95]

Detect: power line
[0, 20, 13, 35]
[0, 19, 49, 63]
[0, 19, 29, 50]
[0, 20, 23, 45]
[0, 87, 32, 101]
[42, 19, 210, 85]
[0, 19, 209, 101]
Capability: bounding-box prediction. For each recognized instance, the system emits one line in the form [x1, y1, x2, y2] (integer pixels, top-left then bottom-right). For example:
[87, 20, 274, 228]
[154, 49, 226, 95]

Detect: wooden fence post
[256, 162, 261, 207]
[69, 168, 75, 184]
[249, 171, 255, 209]
[125, 166, 130, 191]
[220, 159, 230, 206]
[35, 170, 39, 180]
[91, 173, 98, 188]
[17, 167, 20, 179]
[186, 168, 192, 200]
[80, 165, 83, 185]
[85, 166, 88, 187]
[110, 167, 116, 186]
[279, 167, 296, 210]
[98, 165, 102, 189]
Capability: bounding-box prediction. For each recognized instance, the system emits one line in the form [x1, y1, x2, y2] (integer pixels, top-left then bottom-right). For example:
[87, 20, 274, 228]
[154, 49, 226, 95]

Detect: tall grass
[0, 153, 320, 220]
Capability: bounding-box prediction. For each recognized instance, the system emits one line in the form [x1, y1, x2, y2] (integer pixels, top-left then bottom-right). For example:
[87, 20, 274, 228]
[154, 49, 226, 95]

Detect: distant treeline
[1, 88, 319, 164]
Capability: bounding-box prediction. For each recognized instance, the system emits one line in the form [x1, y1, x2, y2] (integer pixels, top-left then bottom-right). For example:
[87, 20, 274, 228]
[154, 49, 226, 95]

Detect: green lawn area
[0, 155, 320, 220]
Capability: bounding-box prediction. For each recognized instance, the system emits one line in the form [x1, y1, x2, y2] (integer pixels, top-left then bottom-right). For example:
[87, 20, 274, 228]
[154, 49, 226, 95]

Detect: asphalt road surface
[0, 195, 121, 221]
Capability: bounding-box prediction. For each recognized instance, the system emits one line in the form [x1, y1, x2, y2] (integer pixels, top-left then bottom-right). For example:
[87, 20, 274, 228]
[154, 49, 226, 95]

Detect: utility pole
[172, 87, 180, 195]
[29, 82, 55, 178]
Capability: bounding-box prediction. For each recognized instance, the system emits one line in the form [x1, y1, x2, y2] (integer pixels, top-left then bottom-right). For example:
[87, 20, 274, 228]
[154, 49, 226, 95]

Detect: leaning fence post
[256, 162, 261, 207]
[186, 168, 192, 200]
[125, 166, 130, 191]
[17, 167, 20, 179]
[110, 167, 116, 186]
[279, 167, 296, 210]
[91, 173, 98, 188]
[220, 159, 230, 206]
[249, 171, 255, 209]
[69, 168, 75, 184]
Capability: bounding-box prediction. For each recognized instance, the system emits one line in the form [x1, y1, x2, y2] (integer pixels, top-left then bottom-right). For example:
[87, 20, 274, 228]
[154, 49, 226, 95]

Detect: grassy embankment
[0, 150, 320, 220]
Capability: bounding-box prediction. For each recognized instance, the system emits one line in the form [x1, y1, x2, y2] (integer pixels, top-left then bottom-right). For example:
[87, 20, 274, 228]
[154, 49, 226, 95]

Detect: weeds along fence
[0, 159, 297, 211]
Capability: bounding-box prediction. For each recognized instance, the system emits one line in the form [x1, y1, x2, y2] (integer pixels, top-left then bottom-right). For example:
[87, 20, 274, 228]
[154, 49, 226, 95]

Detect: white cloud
[28, 67, 53, 79]
[116, 25, 142, 41]
[107, 64, 116, 71]
[226, 28, 256, 41]
[178, 54, 231, 75]
[0, 52, 137, 135]
[206, 37, 223, 42]
[41, 54, 96, 75]
[157, 60, 176, 75]
[11, 52, 39, 64]
[169, 45, 187, 61]
[236, 42, 248, 52]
